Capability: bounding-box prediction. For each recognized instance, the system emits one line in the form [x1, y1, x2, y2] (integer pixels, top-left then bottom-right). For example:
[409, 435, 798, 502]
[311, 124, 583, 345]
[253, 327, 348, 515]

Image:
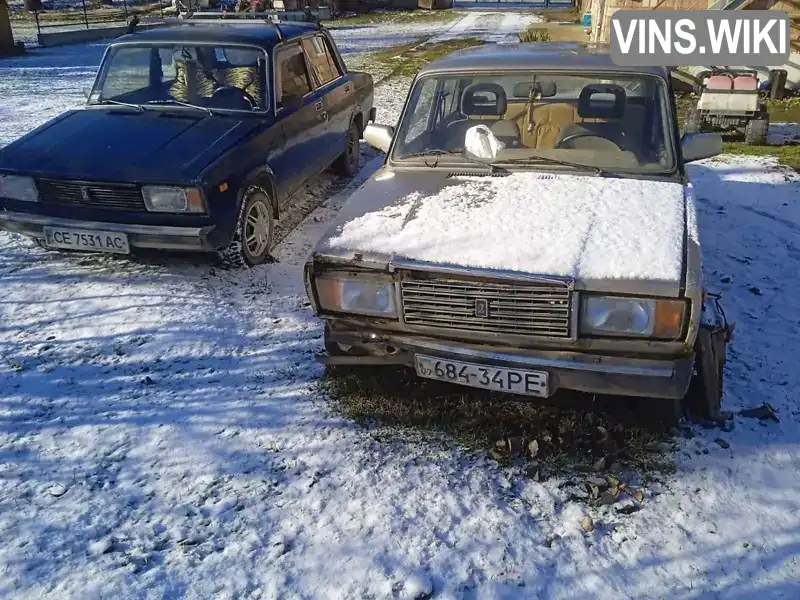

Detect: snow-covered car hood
[316, 170, 693, 297]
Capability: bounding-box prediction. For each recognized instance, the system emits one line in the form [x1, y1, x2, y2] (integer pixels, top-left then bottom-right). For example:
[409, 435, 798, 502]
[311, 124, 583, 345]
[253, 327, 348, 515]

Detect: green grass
[719, 142, 800, 171]
[324, 366, 674, 477]
[327, 9, 463, 28]
[369, 37, 485, 80]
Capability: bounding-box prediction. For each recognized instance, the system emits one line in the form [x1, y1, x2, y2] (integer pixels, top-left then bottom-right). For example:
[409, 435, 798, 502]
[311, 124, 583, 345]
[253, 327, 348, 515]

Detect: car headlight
[142, 186, 205, 213]
[0, 175, 38, 202]
[315, 274, 397, 318]
[581, 296, 686, 338]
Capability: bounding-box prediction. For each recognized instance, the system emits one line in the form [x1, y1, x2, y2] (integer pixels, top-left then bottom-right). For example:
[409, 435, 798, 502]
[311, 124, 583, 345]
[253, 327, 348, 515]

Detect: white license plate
[414, 355, 549, 397]
[43, 227, 130, 254]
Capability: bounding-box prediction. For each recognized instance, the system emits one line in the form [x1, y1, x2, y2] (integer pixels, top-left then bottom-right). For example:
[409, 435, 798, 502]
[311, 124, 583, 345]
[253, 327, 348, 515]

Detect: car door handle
[320, 111, 328, 121]
[315, 101, 324, 112]
[344, 83, 351, 94]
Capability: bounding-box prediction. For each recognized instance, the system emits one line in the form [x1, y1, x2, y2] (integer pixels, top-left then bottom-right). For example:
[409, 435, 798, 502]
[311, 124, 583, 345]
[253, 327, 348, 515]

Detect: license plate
[43, 227, 130, 254]
[414, 355, 549, 397]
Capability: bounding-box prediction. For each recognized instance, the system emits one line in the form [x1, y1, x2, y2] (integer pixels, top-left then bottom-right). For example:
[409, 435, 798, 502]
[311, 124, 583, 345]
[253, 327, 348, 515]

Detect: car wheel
[682, 327, 724, 422]
[32, 237, 50, 250]
[332, 121, 361, 177]
[744, 115, 769, 145]
[217, 185, 274, 268]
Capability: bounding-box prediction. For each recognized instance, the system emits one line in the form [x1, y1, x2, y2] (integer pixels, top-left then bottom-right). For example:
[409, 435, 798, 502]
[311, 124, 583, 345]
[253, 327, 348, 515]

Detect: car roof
[113, 22, 322, 50]
[418, 42, 670, 79]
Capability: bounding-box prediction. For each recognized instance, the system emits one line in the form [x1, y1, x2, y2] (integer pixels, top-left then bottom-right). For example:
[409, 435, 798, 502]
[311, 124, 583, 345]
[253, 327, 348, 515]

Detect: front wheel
[744, 115, 769, 146]
[217, 185, 274, 268]
[682, 327, 725, 422]
[332, 121, 361, 177]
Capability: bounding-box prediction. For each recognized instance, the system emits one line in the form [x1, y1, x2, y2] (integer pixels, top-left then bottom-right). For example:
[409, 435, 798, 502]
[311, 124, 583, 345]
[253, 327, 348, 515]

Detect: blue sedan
[0, 20, 374, 267]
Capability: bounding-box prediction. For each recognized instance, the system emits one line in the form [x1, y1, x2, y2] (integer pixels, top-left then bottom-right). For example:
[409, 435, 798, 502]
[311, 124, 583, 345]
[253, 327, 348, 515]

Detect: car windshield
[392, 72, 676, 173]
[90, 44, 268, 112]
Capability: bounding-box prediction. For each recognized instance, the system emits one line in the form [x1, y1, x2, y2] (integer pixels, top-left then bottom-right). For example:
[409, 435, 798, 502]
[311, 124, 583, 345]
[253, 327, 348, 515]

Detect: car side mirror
[281, 94, 303, 112]
[364, 123, 394, 154]
[681, 132, 723, 163]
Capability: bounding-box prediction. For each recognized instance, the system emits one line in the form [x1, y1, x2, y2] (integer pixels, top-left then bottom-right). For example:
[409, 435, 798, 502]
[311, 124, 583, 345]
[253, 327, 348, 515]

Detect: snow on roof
[325, 172, 689, 284]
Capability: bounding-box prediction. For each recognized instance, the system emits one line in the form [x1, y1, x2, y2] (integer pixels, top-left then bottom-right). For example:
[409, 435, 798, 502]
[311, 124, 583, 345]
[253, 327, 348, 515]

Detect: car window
[276, 45, 312, 106]
[93, 44, 267, 112]
[392, 72, 676, 173]
[99, 46, 152, 99]
[301, 35, 341, 87]
[403, 77, 437, 148]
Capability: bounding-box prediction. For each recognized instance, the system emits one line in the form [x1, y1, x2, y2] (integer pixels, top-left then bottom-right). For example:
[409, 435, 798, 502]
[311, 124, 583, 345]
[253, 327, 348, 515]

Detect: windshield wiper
[96, 99, 145, 112]
[498, 155, 605, 176]
[145, 99, 214, 116]
[399, 149, 504, 173]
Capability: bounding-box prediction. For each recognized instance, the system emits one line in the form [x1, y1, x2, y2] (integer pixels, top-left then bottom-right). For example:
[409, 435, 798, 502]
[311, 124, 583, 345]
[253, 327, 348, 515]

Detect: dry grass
[537, 8, 582, 24]
[518, 26, 551, 43]
[370, 37, 485, 81]
[323, 365, 676, 477]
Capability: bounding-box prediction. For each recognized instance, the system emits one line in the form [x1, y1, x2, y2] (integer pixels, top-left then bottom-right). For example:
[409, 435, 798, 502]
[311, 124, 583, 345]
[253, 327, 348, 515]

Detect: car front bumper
[0, 210, 217, 252]
[321, 328, 694, 400]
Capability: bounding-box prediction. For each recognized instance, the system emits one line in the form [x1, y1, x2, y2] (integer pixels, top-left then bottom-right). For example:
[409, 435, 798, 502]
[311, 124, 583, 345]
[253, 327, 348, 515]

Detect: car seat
[170, 59, 217, 103]
[446, 83, 521, 148]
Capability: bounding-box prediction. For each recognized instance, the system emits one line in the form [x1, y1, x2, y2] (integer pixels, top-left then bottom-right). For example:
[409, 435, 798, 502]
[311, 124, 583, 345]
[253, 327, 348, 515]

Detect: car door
[301, 33, 350, 165]
[271, 42, 328, 200]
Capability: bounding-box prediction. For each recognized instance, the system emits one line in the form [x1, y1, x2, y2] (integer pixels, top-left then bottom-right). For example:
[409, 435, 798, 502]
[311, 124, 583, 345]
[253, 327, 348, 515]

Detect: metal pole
[159, 0, 164, 18]
[34, 10, 41, 36]
[123, 0, 128, 21]
[81, 0, 89, 29]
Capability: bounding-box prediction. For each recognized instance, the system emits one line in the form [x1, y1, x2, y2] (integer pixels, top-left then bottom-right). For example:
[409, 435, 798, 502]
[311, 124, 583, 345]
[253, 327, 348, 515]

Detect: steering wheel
[210, 86, 256, 110]
[555, 131, 623, 151]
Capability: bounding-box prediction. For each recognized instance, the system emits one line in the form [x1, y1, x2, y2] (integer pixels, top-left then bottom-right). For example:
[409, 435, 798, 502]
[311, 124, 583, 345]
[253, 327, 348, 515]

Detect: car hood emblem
[80, 187, 92, 203]
[474, 298, 490, 318]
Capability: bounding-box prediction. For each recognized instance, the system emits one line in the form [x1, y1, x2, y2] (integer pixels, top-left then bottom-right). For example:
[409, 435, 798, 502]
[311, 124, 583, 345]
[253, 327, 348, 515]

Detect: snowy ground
[428, 11, 540, 44]
[2, 12, 800, 600]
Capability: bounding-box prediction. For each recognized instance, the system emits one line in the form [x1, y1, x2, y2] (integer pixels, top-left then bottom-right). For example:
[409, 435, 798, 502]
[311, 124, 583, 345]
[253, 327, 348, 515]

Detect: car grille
[36, 179, 145, 212]
[401, 277, 573, 339]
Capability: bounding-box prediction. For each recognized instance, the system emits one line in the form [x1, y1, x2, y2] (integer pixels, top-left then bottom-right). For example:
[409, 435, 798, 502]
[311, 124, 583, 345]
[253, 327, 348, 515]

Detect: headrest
[461, 83, 507, 116]
[578, 84, 626, 119]
[512, 81, 557, 99]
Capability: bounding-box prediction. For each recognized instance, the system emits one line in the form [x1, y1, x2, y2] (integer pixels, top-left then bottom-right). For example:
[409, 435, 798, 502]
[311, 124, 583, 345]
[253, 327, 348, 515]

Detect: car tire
[332, 121, 361, 177]
[682, 327, 724, 422]
[744, 115, 769, 145]
[32, 237, 50, 250]
[684, 109, 702, 134]
[217, 185, 274, 268]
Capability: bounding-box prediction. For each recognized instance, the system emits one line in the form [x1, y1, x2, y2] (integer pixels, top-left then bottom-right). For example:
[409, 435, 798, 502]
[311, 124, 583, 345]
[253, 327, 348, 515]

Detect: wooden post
[0, 0, 15, 56]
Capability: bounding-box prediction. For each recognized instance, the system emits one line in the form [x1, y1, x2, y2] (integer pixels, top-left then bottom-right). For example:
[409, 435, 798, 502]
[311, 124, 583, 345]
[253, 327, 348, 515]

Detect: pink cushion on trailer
[733, 75, 757, 90]
[705, 75, 733, 90]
